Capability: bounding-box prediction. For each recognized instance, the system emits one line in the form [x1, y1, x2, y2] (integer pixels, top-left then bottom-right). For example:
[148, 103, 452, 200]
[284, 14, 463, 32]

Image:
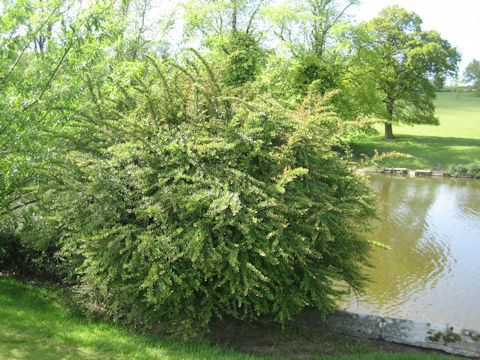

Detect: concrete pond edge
[294, 310, 480, 358]
[357, 168, 478, 178]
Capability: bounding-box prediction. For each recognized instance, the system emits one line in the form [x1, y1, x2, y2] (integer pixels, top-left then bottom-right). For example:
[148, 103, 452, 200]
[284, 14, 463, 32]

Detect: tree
[183, 0, 269, 40]
[464, 59, 480, 93]
[264, 0, 362, 117]
[366, 6, 460, 139]
[182, 0, 269, 85]
[268, 0, 358, 58]
[0, 0, 176, 275]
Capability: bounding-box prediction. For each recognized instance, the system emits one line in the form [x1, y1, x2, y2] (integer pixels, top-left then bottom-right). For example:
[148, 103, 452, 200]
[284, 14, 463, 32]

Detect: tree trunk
[385, 98, 395, 139]
[232, 0, 237, 33]
[384, 122, 394, 139]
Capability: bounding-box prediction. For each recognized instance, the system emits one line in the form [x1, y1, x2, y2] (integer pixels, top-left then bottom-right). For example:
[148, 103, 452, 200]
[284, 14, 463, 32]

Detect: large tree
[268, 0, 358, 58]
[182, 0, 269, 86]
[183, 0, 269, 38]
[263, 0, 360, 115]
[366, 6, 460, 139]
[464, 59, 480, 93]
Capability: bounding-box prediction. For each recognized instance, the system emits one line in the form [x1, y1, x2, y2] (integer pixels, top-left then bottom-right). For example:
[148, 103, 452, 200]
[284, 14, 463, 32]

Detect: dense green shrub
[24, 55, 376, 334]
[0, 214, 62, 278]
[446, 163, 480, 178]
[289, 54, 342, 96]
[0, 218, 20, 271]
[222, 31, 264, 86]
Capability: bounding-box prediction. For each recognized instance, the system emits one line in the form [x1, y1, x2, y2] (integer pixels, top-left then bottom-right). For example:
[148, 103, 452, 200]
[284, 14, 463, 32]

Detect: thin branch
[0, 199, 38, 216]
[1, 2, 63, 85]
[23, 40, 75, 111]
[331, 2, 355, 27]
[246, 0, 265, 35]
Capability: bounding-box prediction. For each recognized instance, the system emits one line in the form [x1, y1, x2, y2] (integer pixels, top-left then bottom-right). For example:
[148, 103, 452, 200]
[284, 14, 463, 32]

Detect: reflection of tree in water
[352, 175, 451, 311]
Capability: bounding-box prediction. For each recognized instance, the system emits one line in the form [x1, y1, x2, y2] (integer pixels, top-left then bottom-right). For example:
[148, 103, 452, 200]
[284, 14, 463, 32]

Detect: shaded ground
[206, 318, 467, 359]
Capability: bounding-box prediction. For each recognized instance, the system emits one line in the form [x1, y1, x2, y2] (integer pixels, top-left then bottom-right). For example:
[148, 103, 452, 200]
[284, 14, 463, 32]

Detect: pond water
[340, 174, 480, 330]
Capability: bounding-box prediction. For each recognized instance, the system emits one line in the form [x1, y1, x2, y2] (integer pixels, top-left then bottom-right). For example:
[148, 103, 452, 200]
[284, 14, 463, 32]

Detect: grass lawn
[0, 276, 460, 360]
[351, 92, 480, 169]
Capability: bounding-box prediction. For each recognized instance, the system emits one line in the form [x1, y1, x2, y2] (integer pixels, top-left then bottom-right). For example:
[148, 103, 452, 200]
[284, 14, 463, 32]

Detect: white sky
[348, 0, 480, 73]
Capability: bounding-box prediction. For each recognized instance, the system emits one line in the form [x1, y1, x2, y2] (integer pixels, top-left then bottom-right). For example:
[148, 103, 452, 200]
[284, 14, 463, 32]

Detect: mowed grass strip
[0, 277, 459, 360]
[0, 277, 261, 360]
[351, 92, 480, 169]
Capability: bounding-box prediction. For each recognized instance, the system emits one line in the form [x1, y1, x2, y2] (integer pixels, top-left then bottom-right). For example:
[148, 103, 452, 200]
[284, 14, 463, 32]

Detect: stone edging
[357, 168, 477, 178]
[294, 310, 480, 358]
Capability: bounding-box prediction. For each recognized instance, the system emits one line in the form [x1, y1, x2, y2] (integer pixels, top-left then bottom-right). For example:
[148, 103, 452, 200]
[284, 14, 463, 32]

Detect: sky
[348, 0, 480, 74]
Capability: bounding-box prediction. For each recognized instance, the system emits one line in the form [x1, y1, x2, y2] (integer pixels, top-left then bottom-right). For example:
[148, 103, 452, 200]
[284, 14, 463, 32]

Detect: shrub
[0, 222, 22, 272]
[0, 214, 62, 279]
[27, 55, 376, 334]
[446, 163, 480, 178]
[466, 163, 480, 178]
[222, 31, 264, 86]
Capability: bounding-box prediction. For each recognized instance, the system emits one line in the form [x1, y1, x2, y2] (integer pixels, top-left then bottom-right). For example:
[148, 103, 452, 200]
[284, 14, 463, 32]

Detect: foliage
[264, 1, 382, 127]
[0, 0, 174, 232]
[182, 0, 270, 43]
[0, 0, 390, 337]
[182, 1, 268, 86]
[289, 53, 341, 95]
[464, 59, 480, 93]
[222, 31, 264, 85]
[364, 6, 461, 139]
[266, 0, 359, 58]
[20, 54, 376, 334]
[446, 163, 480, 178]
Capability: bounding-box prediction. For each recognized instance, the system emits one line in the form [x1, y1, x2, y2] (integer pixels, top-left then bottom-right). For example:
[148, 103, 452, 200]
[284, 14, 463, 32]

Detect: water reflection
[340, 175, 480, 330]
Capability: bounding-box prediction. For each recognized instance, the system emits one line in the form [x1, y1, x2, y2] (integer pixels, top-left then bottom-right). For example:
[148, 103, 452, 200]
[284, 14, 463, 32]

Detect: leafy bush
[466, 163, 480, 177]
[0, 214, 62, 278]
[0, 219, 21, 271]
[222, 32, 264, 86]
[446, 163, 480, 178]
[24, 55, 376, 334]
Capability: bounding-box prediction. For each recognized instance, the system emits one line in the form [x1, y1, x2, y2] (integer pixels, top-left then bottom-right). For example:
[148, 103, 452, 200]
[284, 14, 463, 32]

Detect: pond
[340, 174, 480, 330]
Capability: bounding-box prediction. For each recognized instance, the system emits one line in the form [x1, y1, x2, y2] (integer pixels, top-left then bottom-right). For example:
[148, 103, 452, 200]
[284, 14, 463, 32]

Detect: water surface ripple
[340, 175, 480, 330]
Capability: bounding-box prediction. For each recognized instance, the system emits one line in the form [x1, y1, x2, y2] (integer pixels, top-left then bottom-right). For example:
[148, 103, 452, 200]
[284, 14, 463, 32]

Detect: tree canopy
[364, 6, 460, 139]
[464, 59, 480, 93]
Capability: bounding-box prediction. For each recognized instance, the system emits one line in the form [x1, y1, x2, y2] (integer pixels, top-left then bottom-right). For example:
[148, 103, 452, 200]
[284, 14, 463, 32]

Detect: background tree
[265, 0, 361, 115]
[183, 0, 269, 40]
[183, 0, 269, 85]
[365, 6, 460, 139]
[464, 59, 480, 93]
[268, 0, 358, 58]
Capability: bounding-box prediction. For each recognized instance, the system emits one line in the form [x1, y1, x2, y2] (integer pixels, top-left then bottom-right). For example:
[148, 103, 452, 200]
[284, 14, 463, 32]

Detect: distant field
[351, 92, 480, 169]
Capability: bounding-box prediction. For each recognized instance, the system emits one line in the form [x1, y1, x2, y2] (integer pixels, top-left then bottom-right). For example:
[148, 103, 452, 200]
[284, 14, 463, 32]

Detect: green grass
[351, 92, 480, 169]
[0, 277, 459, 360]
